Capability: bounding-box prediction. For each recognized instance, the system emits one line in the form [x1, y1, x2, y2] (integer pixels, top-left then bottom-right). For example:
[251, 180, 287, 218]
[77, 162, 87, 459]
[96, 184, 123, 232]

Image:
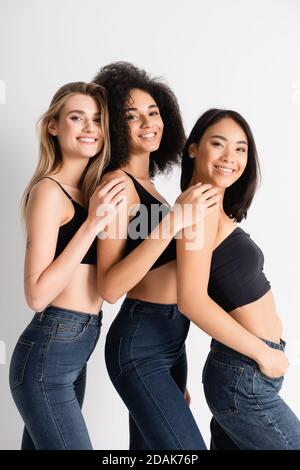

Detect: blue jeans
[202, 338, 300, 450]
[105, 298, 206, 450]
[9, 305, 102, 450]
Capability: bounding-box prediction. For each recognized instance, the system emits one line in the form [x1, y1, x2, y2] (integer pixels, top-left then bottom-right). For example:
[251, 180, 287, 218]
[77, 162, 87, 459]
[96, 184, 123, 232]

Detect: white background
[0, 0, 299, 450]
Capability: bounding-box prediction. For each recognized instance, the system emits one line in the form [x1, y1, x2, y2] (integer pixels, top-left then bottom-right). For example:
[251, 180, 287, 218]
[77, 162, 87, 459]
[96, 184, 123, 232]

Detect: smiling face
[190, 117, 248, 189]
[125, 88, 164, 155]
[48, 93, 103, 159]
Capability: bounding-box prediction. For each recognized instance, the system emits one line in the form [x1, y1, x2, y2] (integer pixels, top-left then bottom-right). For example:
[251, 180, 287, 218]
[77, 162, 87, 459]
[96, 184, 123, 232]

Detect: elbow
[26, 295, 47, 313]
[177, 299, 190, 317]
[177, 290, 207, 318]
[97, 282, 120, 304]
[25, 288, 47, 312]
[101, 293, 119, 304]
[177, 289, 191, 316]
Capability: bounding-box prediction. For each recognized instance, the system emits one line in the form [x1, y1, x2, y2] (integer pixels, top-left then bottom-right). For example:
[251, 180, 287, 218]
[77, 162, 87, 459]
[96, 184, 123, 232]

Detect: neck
[54, 154, 90, 188]
[121, 152, 151, 179]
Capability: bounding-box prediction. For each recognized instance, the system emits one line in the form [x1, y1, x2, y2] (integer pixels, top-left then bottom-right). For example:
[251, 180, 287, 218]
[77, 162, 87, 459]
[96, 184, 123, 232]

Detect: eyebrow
[210, 134, 248, 145]
[67, 109, 101, 116]
[124, 104, 158, 112]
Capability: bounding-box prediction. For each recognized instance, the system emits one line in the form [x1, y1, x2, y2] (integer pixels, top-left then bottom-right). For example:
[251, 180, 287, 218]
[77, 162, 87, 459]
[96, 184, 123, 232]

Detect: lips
[139, 132, 157, 140]
[77, 137, 98, 143]
[214, 165, 236, 175]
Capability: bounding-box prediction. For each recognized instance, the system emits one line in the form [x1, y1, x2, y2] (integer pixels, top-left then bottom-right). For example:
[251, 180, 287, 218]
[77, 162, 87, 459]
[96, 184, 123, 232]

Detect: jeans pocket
[202, 353, 244, 416]
[253, 369, 284, 395]
[51, 319, 88, 342]
[105, 336, 123, 381]
[9, 338, 34, 390]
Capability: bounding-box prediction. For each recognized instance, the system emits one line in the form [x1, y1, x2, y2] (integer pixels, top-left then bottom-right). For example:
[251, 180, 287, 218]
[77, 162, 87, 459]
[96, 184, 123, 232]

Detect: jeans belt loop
[37, 306, 47, 321]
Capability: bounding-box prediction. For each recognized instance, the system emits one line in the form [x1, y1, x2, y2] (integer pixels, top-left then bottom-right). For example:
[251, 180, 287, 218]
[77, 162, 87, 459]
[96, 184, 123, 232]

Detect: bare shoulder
[100, 169, 138, 201]
[101, 169, 131, 184]
[102, 169, 125, 178]
[26, 178, 69, 221]
[179, 204, 221, 251]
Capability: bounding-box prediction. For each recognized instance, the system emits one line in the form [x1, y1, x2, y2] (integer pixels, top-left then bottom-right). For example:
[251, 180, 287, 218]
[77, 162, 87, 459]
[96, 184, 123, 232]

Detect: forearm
[179, 295, 269, 362]
[26, 221, 96, 310]
[98, 211, 178, 302]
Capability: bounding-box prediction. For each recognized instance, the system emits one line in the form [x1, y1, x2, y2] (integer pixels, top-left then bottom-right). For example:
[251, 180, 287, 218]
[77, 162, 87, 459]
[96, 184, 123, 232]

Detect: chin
[212, 178, 234, 189]
[139, 145, 158, 154]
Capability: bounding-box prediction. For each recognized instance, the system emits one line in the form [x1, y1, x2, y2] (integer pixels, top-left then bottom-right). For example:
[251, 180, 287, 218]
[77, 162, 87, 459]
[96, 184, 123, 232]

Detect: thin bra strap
[122, 170, 150, 193]
[122, 170, 164, 205]
[38, 176, 73, 201]
[122, 170, 138, 184]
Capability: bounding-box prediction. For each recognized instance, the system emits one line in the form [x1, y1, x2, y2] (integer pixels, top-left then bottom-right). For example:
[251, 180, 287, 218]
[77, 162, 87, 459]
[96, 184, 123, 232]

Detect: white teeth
[78, 137, 96, 143]
[215, 166, 235, 174]
[141, 132, 155, 139]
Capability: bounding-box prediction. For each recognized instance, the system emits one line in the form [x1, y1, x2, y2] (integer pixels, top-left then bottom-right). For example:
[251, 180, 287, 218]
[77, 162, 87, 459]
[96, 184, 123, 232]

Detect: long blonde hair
[21, 81, 110, 219]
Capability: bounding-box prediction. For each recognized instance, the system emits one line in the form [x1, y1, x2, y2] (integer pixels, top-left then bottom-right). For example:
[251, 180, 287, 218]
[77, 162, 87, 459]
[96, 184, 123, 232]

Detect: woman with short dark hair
[177, 108, 300, 449]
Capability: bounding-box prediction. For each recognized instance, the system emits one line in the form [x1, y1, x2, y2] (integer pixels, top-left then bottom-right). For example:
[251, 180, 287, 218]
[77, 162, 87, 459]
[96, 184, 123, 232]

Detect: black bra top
[38, 177, 97, 265]
[208, 227, 271, 312]
[122, 172, 176, 270]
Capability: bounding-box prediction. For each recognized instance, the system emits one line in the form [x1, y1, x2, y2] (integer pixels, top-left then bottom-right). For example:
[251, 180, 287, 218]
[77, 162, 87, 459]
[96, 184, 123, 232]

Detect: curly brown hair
[93, 62, 185, 176]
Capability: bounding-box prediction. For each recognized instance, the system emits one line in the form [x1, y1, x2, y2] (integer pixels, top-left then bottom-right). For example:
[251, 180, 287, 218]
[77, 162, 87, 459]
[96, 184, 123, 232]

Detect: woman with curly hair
[9, 81, 125, 449]
[94, 62, 219, 450]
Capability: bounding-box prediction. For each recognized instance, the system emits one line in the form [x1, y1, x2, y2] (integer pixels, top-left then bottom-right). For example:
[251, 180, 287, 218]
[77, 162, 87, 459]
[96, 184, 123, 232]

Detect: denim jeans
[9, 305, 102, 450]
[202, 338, 300, 450]
[105, 298, 206, 450]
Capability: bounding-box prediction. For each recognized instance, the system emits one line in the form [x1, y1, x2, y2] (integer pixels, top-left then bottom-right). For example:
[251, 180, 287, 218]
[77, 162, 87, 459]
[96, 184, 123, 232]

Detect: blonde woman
[9, 82, 125, 450]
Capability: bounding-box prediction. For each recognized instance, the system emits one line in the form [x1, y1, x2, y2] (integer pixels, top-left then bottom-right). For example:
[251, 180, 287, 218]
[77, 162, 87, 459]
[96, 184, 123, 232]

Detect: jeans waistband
[36, 304, 103, 326]
[123, 297, 180, 315]
[210, 338, 286, 365]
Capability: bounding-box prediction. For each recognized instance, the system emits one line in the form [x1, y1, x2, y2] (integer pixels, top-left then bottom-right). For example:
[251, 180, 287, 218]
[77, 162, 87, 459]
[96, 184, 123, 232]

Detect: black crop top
[38, 177, 97, 265]
[208, 227, 271, 312]
[122, 172, 176, 270]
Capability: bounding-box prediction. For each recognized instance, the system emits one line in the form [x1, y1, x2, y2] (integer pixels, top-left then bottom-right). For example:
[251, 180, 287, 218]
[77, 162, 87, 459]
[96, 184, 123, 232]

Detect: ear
[188, 143, 196, 158]
[48, 118, 58, 136]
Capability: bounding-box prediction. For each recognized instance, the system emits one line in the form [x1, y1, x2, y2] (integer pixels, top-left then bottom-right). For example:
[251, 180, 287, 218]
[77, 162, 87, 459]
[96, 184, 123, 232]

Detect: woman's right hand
[172, 183, 220, 231]
[257, 347, 289, 379]
[86, 177, 127, 234]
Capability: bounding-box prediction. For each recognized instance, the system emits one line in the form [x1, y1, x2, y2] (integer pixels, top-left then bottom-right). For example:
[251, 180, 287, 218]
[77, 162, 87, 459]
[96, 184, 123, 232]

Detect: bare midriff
[128, 265, 283, 344]
[127, 260, 178, 304]
[50, 264, 103, 315]
[229, 289, 283, 343]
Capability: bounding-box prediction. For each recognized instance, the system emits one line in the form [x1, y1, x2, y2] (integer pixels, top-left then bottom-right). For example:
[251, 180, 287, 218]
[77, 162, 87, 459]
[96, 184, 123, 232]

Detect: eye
[71, 115, 83, 121]
[149, 110, 159, 116]
[212, 141, 223, 148]
[127, 114, 139, 120]
[237, 147, 247, 152]
[94, 117, 101, 124]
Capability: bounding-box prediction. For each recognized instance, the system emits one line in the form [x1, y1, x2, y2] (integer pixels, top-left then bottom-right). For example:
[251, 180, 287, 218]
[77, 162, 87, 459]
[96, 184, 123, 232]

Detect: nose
[140, 115, 151, 128]
[82, 118, 95, 133]
[220, 149, 235, 164]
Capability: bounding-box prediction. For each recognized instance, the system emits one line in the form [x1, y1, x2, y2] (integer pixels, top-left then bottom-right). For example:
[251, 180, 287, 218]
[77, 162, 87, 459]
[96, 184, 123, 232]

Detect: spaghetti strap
[121, 171, 162, 204]
[122, 170, 151, 192]
[38, 176, 73, 201]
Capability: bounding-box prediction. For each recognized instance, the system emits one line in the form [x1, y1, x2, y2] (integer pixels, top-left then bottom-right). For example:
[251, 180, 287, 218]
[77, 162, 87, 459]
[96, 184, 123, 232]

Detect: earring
[189, 154, 195, 159]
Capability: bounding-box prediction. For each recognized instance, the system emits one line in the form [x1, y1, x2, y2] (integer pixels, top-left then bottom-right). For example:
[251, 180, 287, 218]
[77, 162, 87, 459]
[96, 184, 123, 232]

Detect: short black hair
[181, 109, 261, 222]
[93, 62, 185, 176]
